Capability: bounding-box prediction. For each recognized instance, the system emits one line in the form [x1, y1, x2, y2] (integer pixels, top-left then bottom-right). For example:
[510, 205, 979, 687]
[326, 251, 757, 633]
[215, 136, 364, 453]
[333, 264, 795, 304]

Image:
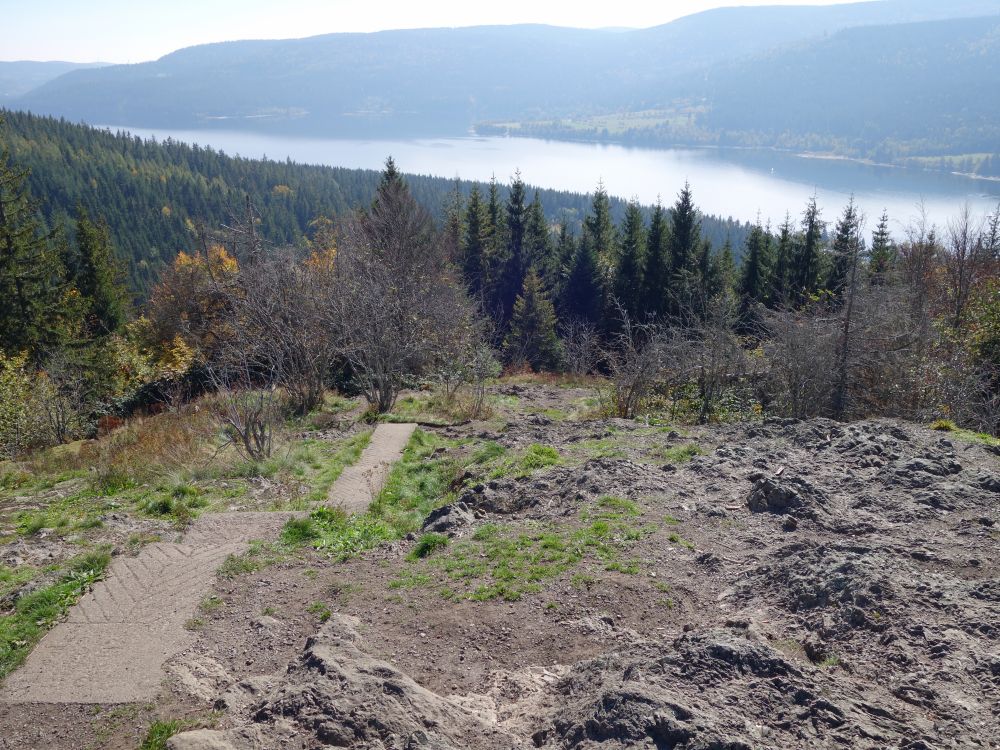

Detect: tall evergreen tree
[642, 200, 671, 318]
[827, 197, 861, 299]
[461, 185, 488, 296]
[561, 234, 603, 325]
[666, 182, 702, 319]
[72, 210, 129, 336]
[504, 270, 562, 372]
[482, 175, 508, 318]
[501, 171, 528, 320]
[769, 213, 795, 307]
[0, 148, 64, 354]
[442, 180, 464, 266]
[792, 196, 825, 302]
[615, 199, 647, 320]
[523, 191, 554, 284]
[584, 183, 616, 271]
[868, 210, 896, 285]
[550, 220, 576, 301]
[668, 182, 700, 276]
[739, 220, 773, 308]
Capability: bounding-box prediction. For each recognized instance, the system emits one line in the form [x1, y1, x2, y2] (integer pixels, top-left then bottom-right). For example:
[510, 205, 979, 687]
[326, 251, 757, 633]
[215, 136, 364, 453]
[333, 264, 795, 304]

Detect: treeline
[2, 143, 998, 462]
[0, 109, 751, 294]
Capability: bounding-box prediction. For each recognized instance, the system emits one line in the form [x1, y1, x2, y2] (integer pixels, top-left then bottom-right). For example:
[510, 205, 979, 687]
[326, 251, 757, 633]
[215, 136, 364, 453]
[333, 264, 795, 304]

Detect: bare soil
[2, 384, 999, 749]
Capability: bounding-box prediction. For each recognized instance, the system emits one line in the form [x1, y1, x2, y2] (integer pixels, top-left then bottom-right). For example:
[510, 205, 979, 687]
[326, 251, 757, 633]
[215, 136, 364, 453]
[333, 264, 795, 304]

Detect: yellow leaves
[208, 245, 239, 276]
[172, 245, 239, 276]
[271, 184, 294, 197]
[161, 205, 172, 217]
[306, 245, 337, 274]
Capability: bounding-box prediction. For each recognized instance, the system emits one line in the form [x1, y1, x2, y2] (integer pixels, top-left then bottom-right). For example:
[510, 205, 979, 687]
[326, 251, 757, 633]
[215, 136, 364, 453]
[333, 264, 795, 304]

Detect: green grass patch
[0, 548, 111, 679]
[305, 430, 373, 502]
[217, 540, 289, 578]
[306, 601, 332, 622]
[659, 443, 704, 464]
[139, 719, 189, 750]
[396, 495, 652, 602]
[482, 442, 563, 480]
[410, 532, 449, 559]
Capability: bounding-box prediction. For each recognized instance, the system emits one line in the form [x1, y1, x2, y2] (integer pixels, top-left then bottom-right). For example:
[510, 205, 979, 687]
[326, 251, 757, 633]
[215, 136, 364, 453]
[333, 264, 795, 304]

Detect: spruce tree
[73, 210, 129, 336]
[642, 200, 670, 318]
[561, 234, 602, 325]
[666, 182, 702, 319]
[769, 213, 795, 307]
[668, 181, 700, 276]
[504, 270, 562, 372]
[461, 185, 488, 296]
[615, 199, 647, 320]
[584, 182, 616, 269]
[827, 197, 861, 299]
[868, 210, 896, 285]
[738, 221, 773, 308]
[499, 171, 528, 321]
[792, 196, 825, 303]
[551, 220, 576, 301]
[523, 191, 554, 285]
[0, 148, 64, 354]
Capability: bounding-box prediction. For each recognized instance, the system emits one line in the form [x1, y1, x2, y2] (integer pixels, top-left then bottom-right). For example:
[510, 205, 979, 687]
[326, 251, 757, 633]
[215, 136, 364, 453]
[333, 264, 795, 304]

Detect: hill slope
[0, 110, 750, 292]
[0, 61, 107, 99]
[12, 0, 1000, 149]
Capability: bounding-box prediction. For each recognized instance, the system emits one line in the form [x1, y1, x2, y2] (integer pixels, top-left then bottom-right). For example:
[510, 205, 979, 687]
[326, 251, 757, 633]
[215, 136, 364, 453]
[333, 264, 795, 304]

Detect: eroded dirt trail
[0, 423, 416, 705]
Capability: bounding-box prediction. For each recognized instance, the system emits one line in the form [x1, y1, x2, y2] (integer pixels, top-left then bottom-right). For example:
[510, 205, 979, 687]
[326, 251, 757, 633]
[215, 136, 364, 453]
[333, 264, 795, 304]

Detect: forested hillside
[10, 1, 1000, 170]
[0, 61, 106, 100]
[0, 110, 750, 292]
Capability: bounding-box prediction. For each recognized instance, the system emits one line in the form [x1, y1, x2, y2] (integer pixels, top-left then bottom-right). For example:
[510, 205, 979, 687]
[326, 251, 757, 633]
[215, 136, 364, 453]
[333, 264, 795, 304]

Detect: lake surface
[109, 125, 1000, 234]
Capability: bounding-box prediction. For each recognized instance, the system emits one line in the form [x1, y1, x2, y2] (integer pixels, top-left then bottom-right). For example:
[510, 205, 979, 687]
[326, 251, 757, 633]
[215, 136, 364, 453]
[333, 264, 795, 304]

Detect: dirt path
[328, 422, 416, 513]
[0, 423, 416, 705]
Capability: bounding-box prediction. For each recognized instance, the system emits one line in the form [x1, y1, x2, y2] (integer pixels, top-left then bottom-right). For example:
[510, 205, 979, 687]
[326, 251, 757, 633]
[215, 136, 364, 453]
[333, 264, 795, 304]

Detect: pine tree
[561, 234, 602, 325]
[792, 196, 825, 303]
[584, 182, 616, 270]
[523, 191, 553, 284]
[550, 220, 576, 301]
[0, 148, 64, 355]
[481, 175, 508, 318]
[377, 156, 402, 196]
[499, 171, 528, 321]
[72, 209, 129, 336]
[713, 237, 738, 297]
[738, 221, 773, 308]
[668, 181, 700, 276]
[615, 200, 647, 318]
[868, 210, 896, 285]
[769, 213, 795, 307]
[642, 200, 670, 319]
[504, 270, 562, 371]
[667, 182, 702, 319]
[442, 180, 464, 266]
[461, 185, 488, 296]
[827, 197, 861, 299]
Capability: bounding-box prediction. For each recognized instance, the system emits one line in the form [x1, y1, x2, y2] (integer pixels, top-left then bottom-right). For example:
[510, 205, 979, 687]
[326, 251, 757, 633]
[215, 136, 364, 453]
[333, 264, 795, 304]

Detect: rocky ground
[1, 383, 999, 749]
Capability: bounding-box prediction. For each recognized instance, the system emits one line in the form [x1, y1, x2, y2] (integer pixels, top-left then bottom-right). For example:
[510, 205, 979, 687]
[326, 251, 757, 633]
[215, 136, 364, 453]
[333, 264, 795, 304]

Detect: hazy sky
[4, 0, 863, 63]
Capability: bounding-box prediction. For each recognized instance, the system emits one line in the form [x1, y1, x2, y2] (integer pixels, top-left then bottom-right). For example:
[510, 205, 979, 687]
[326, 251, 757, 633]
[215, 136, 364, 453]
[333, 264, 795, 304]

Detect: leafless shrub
[689, 295, 747, 423]
[598, 302, 670, 419]
[762, 307, 839, 419]
[331, 175, 473, 413]
[560, 318, 602, 377]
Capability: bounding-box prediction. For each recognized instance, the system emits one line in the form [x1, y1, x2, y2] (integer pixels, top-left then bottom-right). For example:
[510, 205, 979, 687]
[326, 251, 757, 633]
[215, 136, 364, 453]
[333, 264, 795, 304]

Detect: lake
[107, 126, 1000, 235]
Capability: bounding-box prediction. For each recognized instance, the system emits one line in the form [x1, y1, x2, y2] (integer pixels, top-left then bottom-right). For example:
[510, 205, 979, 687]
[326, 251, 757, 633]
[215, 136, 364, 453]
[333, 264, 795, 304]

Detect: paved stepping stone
[1, 423, 417, 704]
[328, 422, 416, 513]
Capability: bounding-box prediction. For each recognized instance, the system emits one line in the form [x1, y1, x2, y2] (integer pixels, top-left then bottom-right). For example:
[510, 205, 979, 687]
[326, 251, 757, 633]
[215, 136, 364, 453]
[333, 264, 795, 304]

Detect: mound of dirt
[156, 416, 1000, 750]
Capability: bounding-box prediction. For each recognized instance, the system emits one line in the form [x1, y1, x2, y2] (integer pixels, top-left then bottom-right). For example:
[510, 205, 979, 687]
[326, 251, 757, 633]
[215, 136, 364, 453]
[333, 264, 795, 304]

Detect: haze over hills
[9, 0, 1000, 171]
[0, 61, 108, 99]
